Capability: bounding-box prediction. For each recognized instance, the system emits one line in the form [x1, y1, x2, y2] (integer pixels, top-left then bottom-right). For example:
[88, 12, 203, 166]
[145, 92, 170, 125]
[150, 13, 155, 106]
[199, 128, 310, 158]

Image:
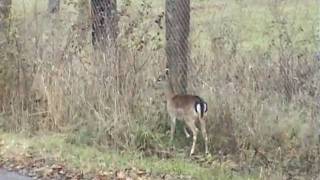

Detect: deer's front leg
[170, 117, 176, 145]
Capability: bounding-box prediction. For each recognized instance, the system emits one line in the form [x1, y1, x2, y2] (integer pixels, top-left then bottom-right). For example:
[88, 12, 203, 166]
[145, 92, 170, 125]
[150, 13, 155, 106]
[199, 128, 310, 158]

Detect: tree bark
[91, 0, 118, 50]
[74, 0, 90, 50]
[0, 0, 11, 110]
[48, 0, 60, 14]
[0, 0, 11, 44]
[165, 0, 190, 94]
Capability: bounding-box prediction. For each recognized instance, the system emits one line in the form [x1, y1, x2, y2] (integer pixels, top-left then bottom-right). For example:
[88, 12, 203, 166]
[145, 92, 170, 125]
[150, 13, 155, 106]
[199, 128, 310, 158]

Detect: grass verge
[0, 132, 256, 180]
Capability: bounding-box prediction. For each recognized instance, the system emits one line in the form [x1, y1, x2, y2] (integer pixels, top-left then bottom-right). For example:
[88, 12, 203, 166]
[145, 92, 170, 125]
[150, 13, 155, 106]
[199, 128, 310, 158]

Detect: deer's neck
[164, 82, 175, 100]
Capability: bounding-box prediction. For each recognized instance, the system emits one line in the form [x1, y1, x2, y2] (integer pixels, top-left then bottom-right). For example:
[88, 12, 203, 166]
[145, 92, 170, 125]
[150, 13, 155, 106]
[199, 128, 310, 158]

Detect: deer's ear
[164, 68, 169, 76]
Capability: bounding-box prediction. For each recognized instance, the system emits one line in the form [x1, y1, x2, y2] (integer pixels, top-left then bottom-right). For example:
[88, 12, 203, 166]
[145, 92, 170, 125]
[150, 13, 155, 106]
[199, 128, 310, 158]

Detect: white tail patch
[203, 103, 207, 113]
[196, 103, 202, 114]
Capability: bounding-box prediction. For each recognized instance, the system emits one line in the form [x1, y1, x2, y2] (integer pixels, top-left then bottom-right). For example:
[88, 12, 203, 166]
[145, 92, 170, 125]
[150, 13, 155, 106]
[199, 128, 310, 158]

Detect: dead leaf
[51, 164, 63, 171]
[116, 170, 126, 180]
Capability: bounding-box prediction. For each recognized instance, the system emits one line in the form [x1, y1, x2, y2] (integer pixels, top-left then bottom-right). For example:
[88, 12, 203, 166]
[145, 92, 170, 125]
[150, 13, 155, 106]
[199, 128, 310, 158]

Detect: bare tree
[74, 0, 90, 48]
[0, 0, 11, 109]
[0, 0, 11, 44]
[91, 0, 118, 49]
[165, 0, 190, 94]
[48, 0, 60, 14]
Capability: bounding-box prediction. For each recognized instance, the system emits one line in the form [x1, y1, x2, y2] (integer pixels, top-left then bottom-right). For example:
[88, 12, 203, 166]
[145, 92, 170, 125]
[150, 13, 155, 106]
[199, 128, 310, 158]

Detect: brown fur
[168, 95, 201, 119]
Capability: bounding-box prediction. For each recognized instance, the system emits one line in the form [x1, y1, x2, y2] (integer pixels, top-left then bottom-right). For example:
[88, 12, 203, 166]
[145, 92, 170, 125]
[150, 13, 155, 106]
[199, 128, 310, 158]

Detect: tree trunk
[91, 0, 118, 50]
[91, 0, 122, 94]
[165, 0, 190, 94]
[48, 0, 60, 14]
[0, 0, 11, 43]
[77, 0, 90, 44]
[0, 0, 11, 110]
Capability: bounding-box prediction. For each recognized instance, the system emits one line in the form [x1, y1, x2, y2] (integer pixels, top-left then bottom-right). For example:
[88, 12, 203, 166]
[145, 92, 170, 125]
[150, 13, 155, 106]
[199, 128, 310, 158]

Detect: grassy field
[0, 0, 319, 179]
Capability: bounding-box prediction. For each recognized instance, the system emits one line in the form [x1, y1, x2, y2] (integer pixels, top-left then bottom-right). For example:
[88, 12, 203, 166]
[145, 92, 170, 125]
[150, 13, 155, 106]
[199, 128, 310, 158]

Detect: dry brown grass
[0, 0, 319, 178]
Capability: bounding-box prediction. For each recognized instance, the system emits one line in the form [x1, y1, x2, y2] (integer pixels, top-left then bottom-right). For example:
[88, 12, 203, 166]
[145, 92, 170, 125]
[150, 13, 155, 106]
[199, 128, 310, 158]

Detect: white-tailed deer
[155, 69, 208, 156]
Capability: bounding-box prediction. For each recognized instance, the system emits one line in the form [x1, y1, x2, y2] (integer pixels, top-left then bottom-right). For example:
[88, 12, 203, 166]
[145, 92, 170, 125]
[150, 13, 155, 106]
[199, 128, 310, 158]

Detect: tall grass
[0, 0, 319, 178]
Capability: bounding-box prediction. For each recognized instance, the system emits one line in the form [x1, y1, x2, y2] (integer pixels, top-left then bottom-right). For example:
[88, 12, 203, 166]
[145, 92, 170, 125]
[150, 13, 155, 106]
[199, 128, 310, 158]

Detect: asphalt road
[0, 169, 32, 180]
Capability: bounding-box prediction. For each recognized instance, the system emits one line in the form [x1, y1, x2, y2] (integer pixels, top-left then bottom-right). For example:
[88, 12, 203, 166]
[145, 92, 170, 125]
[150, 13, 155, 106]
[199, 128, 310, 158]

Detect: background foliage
[0, 0, 319, 178]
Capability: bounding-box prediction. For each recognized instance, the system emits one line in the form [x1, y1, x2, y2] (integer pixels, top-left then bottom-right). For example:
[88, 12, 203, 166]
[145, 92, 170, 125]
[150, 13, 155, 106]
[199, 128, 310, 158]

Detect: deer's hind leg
[184, 126, 190, 138]
[199, 117, 209, 154]
[185, 118, 198, 156]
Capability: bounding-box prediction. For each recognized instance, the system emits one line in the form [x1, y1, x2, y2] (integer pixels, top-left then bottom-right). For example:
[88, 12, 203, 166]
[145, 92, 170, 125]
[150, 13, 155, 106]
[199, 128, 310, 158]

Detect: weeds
[0, 0, 319, 178]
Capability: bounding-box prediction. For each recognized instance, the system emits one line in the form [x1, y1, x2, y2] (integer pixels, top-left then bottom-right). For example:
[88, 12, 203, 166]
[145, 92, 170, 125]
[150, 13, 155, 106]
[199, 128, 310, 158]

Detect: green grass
[0, 132, 255, 179]
[10, 0, 317, 55]
[190, 0, 317, 53]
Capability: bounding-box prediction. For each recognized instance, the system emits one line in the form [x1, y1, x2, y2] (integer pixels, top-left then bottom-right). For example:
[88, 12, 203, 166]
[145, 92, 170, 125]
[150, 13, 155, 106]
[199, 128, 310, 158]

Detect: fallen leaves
[0, 155, 84, 180]
[0, 152, 192, 180]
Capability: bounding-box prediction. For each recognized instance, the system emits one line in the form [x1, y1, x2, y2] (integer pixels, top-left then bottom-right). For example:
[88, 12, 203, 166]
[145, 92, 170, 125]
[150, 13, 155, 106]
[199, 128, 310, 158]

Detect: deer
[155, 68, 209, 156]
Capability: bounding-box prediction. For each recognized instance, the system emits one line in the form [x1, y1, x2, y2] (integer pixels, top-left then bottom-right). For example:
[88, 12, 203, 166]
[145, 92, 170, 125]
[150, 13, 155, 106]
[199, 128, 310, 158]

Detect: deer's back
[167, 94, 205, 119]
